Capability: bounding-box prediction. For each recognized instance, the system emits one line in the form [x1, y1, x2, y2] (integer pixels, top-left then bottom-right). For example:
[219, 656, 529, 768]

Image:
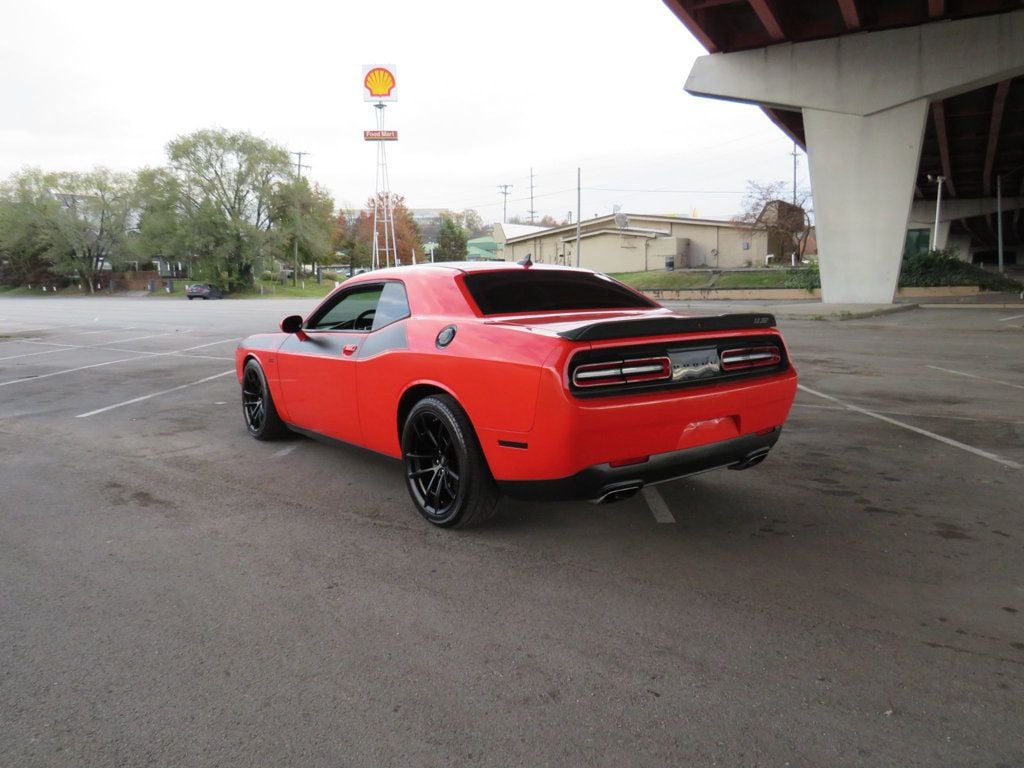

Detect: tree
[0, 168, 136, 292]
[0, 170, 56, 286]
[132, 167, 188, 269]
[461, 209, 490, 238]
[331, 210, 369, 271]
[163, 129, 292, 289]
[353, 193, 423, 267]
[436, 214, 467, 262]
[272, 178, 335, 281]
[733, 180, 813, 263]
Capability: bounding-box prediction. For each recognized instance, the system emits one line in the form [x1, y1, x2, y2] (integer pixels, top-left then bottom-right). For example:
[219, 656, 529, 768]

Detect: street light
[997, 162, 1024, 274]
[927, 174, 945, 252]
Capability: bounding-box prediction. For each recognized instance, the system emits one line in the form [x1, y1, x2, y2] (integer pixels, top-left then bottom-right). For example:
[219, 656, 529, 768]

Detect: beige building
[494, 214, 769, 273]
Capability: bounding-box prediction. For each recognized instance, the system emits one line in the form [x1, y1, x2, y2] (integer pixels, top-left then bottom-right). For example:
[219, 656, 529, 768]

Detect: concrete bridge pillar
[684, 11, 1024, 303]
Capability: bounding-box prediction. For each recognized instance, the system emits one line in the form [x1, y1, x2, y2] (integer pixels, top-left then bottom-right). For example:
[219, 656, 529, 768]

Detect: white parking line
[0, 355, 150, 387]
[926, 365, 1024, 392]
[999, 314, 1024, 322]
[792, 402, 1024, 425]
[274, 445, 299, 458]
[0, 338, 239, 387]
[75, 370, 235, 418]
[0, 347, 75, 362]
[642, 486, 676, 523]
[797, 384, 1022, 470]
[77, 327, 138, 335]
[0, 333, 181, 361]
[179, 339, 239, 352]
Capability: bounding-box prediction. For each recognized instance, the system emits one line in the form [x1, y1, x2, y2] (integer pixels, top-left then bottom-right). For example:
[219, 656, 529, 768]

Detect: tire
[187, 296, 194, 300]
[401, 394, 499, 528]
[241, 359, 286, 440]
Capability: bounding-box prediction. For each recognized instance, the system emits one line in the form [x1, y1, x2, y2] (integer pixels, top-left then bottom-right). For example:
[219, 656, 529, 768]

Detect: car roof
[361, 261, 596, 278]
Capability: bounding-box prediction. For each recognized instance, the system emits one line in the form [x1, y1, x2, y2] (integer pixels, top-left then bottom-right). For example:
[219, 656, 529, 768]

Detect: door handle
[342, 344, 358, 356]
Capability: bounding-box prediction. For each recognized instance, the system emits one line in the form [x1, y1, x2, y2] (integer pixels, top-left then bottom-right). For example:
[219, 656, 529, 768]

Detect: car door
[275, 283, 386, 443]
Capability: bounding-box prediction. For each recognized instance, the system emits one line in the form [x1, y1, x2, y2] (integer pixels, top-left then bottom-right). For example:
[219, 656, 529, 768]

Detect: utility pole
[290, 151, 311, 286]
[292, 151, 311, 179]
[575, 167, 581, 267]
[497, 184, 512, 224]
[528, 168, 536, 224]
[790, 143, 799, 206]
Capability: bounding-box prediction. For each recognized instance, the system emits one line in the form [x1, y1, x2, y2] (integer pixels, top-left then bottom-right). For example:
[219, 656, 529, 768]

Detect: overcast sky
[2, 0, 807, 224]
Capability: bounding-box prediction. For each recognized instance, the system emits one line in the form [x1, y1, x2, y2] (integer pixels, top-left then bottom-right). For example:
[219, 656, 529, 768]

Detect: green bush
[783, 261, 820, 291]
[900, 247, 1021, 291]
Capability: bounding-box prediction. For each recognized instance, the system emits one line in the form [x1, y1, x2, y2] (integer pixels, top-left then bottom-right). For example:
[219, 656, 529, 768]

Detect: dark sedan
[185, 283, 223, 300]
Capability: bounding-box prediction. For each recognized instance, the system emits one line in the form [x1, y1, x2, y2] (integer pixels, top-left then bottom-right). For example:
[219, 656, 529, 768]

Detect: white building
[495, 214, 768, 273]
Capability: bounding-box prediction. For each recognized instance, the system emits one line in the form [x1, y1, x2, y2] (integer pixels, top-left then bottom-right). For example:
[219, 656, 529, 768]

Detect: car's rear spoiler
[557, 313, 777, 342]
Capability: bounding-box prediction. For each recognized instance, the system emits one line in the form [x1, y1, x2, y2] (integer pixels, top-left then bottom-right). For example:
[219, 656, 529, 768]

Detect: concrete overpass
[665, 0, 1024, 303]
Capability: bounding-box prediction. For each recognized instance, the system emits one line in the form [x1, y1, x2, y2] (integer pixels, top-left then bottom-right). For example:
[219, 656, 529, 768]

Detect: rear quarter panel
[355, 317, 557, 458]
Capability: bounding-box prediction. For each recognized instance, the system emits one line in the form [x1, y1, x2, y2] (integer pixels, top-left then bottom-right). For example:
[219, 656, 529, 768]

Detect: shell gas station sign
[362, 65, 397, 102]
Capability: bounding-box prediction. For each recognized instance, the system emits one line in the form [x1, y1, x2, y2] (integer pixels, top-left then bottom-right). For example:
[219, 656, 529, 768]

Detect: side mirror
[280, 315, 303, 334]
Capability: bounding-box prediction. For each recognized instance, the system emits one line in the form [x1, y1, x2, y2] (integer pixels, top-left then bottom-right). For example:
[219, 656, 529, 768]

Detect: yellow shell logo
[364, 67, 396, 98]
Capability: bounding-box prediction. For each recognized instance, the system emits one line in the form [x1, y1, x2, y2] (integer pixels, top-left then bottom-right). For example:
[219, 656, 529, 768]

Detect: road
[1, 296, 1022, 767]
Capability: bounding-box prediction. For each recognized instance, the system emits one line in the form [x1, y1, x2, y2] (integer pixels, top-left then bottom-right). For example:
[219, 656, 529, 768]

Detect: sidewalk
[661, 290, 1024, 320]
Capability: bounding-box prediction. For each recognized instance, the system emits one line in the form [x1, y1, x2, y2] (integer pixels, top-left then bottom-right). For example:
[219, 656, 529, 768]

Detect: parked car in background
[236, 262, 798, 528]
[185, 283, 223, 300]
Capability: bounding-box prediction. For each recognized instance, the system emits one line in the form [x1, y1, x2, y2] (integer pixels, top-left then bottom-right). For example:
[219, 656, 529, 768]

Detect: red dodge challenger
[236, 261, 798, 527]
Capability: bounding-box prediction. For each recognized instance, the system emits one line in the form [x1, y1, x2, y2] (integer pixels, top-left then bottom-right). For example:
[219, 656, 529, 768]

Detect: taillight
[573, 356, 671, 388]
[720, 345, 781, 371]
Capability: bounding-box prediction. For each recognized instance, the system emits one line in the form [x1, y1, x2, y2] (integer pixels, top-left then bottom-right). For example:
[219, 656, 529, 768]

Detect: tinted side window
[463, 271, 656, 315]
[370, 282, 411, 330]
[308, 285, 384, 331]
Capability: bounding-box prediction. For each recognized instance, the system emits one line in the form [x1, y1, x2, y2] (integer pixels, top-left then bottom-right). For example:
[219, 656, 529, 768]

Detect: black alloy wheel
[402, 394, 498, 528]
[242, 360, 286, 440]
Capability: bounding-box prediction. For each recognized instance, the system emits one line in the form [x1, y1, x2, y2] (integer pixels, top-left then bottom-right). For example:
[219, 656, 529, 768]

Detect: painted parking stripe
[75, 370, 235, 418]
[0, 333, 182, 361]
[0, 339, 239, 387]
[926, 365, 1024, 392]
[643, 486, 676, 523]
[274, 445, 299, 458]
[0, 347, 77, 362]
[798, 384, 1022, 470]
[999, 314, 1024, 322]
[792, 402, 1024, 425]
[0, 355, 149, 387]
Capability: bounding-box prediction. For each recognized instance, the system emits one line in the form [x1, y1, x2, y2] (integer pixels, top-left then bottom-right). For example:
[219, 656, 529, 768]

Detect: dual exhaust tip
[590, 446, 773, 504]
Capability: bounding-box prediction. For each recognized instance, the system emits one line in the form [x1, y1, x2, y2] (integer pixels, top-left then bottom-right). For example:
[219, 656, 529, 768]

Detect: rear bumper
[497, 427, 781, 502]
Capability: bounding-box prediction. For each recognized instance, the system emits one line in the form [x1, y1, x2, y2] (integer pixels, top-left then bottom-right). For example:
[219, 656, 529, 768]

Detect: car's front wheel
[242, 359, 286, 440]
[402, 394, 498, 528]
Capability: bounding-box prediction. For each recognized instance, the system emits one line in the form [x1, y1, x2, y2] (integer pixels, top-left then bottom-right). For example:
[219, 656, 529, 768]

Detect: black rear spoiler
[558, 313, 777, 342]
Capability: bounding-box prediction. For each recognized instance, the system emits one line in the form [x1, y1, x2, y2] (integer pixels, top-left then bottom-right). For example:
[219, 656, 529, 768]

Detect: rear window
[463, 270, 656, 315]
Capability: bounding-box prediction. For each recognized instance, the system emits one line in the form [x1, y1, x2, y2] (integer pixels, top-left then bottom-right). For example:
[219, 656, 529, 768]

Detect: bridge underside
[666, 0, 1024, 302]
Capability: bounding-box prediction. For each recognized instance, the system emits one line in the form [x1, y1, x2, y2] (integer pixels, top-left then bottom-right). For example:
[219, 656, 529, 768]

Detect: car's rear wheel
[242, 359, 286, 440]
[402, 394, 498, 528]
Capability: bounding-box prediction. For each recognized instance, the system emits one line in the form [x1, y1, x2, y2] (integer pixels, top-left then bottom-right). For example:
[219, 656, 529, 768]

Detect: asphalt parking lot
[1, 296, 1022, 767]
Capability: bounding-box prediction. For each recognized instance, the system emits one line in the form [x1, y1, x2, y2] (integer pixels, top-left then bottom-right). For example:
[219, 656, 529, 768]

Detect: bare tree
[733, 181, 813, 264]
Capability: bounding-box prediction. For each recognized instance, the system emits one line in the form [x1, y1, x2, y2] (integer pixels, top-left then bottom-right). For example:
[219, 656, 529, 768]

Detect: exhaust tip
[590, 481, 644, 504]
[729, 447, 771, 471]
